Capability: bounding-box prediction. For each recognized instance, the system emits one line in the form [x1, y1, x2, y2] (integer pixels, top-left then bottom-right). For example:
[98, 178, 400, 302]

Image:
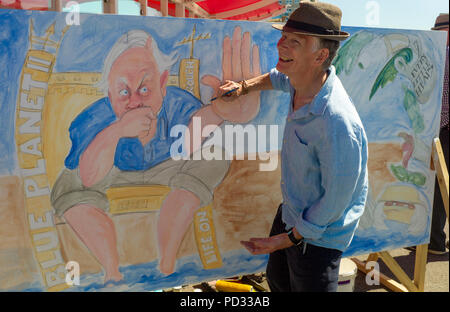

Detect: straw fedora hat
[431, 13, 449, 30]
[272, 1, 350, 41]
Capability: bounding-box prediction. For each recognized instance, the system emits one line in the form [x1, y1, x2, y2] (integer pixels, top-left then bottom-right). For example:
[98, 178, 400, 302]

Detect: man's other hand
[241, 233, 294, 255]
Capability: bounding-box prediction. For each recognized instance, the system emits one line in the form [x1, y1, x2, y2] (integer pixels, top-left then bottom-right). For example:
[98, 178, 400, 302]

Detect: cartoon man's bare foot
[104, 270, 123, 285]
[159, 258, 175, 275]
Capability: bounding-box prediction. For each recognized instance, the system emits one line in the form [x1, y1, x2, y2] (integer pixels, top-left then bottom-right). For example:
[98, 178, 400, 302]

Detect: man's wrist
[292, 227, 302, 240]
[239, 80, 249, 96]
[287, 228, 303, 246]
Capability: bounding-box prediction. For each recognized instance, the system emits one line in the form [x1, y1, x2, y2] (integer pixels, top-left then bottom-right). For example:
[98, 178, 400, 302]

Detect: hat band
[284, 20, 341, 36]
[434, 21, 449, 28]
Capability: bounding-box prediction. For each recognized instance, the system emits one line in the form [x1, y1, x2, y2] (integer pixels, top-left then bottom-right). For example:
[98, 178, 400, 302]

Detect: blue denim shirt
[270, 66, 369, 252]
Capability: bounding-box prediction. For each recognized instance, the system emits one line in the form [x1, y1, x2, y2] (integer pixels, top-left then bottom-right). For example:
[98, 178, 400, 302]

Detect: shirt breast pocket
[295, 130, 309, 146]
[294, 130, 318, 167]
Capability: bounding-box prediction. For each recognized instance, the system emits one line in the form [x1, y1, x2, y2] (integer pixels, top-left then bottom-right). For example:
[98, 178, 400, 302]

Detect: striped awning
[0, 0, 286, 21]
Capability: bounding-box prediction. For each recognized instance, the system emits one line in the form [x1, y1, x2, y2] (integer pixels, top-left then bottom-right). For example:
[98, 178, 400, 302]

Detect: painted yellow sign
[193, 204, 222, 269]
[14, 24, 69, 292]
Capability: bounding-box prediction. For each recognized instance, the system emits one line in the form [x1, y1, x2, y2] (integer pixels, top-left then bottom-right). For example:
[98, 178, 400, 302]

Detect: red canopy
[0, 0, 48, 10]
[0, 0, 285, 21]
[145, 0, 285, 21]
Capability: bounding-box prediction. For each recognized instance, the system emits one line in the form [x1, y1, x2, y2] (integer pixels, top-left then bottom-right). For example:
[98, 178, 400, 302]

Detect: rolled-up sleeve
[295, 119, 365, 240]
[269, 68, 291, 92]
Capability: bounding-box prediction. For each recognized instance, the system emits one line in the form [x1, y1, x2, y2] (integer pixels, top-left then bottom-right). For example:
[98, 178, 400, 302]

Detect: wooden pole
[378, 251, 419, 292]
[432, 137, 449, 223]
[139, 0, 147, 16]
[50, 0, 62, 12]
[413, 244, 428, 292]
[175, 3, 185, 18]
[161, 0, 168, 17]
[184, 1, 210, 18]
[103, 0, 118, 14]
[352, 256, 409, 292]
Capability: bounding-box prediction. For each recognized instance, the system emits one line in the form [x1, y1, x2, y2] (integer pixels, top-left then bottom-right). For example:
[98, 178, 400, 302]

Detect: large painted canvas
[0, 9, 446, 291]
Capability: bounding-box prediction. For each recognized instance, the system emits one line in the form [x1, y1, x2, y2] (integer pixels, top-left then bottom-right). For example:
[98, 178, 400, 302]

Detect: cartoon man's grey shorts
[51, 146, 230, 217]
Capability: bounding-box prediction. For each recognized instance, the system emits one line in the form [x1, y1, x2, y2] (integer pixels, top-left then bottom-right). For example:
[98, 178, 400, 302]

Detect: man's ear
[315, 48, 329, 66]
[160, 70, 169, 97]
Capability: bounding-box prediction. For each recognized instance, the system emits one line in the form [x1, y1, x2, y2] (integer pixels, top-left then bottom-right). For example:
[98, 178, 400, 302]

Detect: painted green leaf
[369, 47, 413, 100]
[333, 31, 374, 76]
[390, 164, 426, 186]
[403, 88, 425, 133]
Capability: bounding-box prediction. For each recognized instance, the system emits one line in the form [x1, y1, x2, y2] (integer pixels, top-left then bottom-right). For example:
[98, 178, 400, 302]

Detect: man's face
[276, 31, 322, 77]
[108, 44, 168, 119]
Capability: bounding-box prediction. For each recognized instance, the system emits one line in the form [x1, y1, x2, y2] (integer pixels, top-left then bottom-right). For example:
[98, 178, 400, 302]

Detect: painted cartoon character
[50, 27, 261, 283]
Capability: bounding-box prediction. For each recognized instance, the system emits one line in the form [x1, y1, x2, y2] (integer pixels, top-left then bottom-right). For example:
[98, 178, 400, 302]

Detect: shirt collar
[291, 66, 335, 119]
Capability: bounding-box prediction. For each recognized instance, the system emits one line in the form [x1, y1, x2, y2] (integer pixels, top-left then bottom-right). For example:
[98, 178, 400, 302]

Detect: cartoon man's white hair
[96, 30, 178, 95]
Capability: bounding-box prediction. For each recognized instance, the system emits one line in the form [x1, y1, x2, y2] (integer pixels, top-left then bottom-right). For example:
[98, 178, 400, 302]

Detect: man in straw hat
[216, 2, 369, 291]
[429, 13, 449, 255]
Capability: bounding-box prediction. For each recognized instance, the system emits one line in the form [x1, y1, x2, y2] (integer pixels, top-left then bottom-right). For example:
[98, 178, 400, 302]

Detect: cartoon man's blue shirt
[65, 86, 202, 171]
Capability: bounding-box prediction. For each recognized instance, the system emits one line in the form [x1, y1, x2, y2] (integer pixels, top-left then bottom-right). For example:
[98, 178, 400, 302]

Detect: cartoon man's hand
[201, 26, 262, 123]
[117, 107, 156, 138]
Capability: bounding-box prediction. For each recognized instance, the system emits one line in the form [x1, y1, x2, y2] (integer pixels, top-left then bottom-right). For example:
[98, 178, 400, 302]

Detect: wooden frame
[185, 3, 209, 18]
[432, 137, 449, 223]
[211, 0, 275, 19]
[171, 0, 209, 18]
[53, 1, 277, 20]
[352, 138, 449, 292]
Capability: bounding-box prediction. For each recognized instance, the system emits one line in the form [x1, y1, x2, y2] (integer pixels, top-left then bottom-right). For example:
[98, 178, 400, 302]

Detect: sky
[325, 0, 449, 30]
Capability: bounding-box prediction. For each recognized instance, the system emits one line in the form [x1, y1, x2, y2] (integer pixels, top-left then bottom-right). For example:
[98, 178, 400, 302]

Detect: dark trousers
[430, 128, 449, 251]
[266, 205, 342, 292]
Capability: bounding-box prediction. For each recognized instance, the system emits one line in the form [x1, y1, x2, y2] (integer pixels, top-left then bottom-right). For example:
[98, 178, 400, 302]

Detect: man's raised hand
[201, 26, 262, 123]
